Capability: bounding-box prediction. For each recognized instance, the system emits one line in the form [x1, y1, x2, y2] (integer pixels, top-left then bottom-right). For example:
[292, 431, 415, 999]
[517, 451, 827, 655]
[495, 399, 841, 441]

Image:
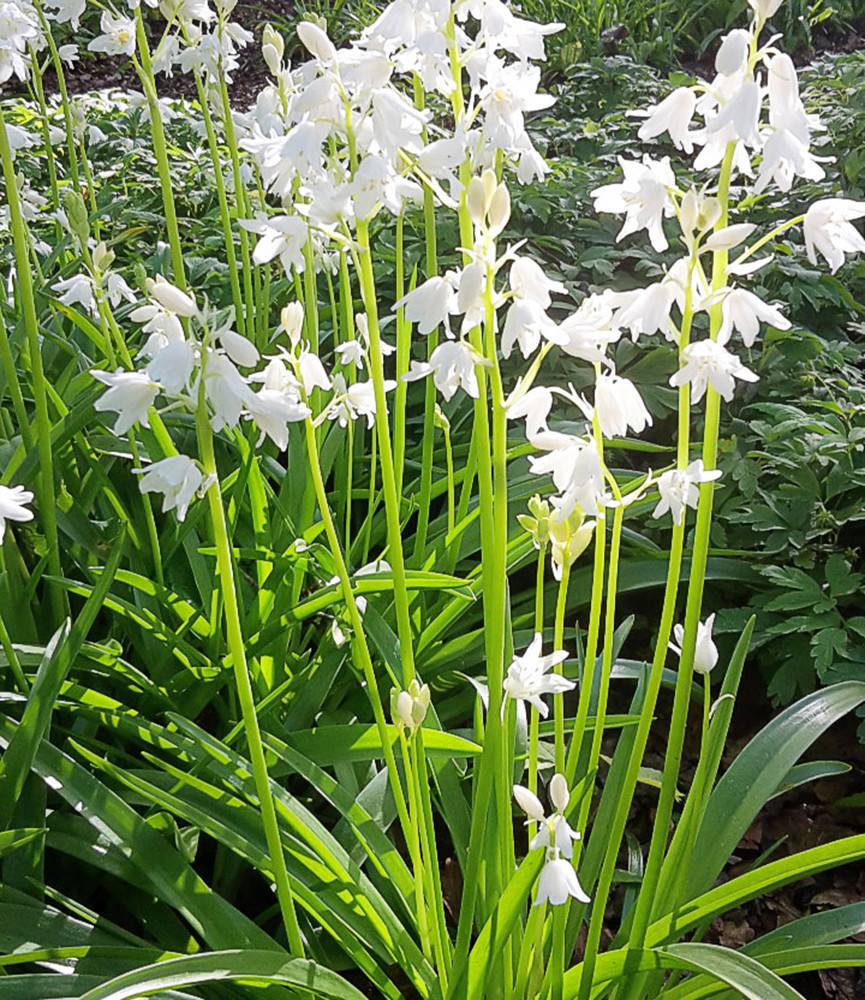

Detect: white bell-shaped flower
[670, 613, 719, 676]
[669, 339, 758, 403]
[91, 369, 160, 435]
[803, 199, 865, 274]
[134, 455, 203, 522]
[0, 485, 35, 541]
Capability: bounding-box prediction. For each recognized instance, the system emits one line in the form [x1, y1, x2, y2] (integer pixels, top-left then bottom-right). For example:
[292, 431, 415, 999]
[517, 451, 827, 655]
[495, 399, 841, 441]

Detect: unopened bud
[390, 679, 431, 733]
[549, 773, 569, 813]
[433, 403, 450, 433]
[148, 275, 197, 317]
[62, 188, 90, 243]
[697, 197, 722, 233]
[297, 19, 336, 63]
[92, 241, 115, 272]
[466, 176, 486, 226]
[679, 188, 699, 237]
[487, 183, 510, 236]
[481, 168, 498, 212]
[281, 302, 305, 345]
[262, 24, 284, 75]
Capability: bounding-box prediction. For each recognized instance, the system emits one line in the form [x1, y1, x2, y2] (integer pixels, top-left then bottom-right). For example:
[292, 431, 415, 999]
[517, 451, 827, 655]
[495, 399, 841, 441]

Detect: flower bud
[281, 302, 305, 345]
[433, 403, 450, 433]
[390, 679, 431, 733]
[488, 183, 511, 236]
[466, 176, 487, 226]
[148, 275, 197, 317]
[697, 197, 722, 233]
[549, 773, 569, 813]
[262, 24, 284, 75]
[62, 188, 90, 243]
[679, 188, 699, 237]
[92, 241, 115, 272]
[518, 494, 552, 549]
[513, 784, 545, 821]
[297, 19, 336, 63]
[481, 168, 498, 213]
[703, 223, 756, 252]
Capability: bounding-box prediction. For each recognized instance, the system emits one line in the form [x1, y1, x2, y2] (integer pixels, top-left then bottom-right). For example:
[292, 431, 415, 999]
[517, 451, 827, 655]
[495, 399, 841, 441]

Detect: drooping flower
[513, 775, 590, 907]
[91, 369, 160, 435]
[803, 199, 865, 274]
[52, 273, 98, 318]
[246, 215, 309, 276]
[637, 87, 697, 152]
[594, 372, 652, 439]
[670, 613, 719, 676]
[591, 155, 678, 252]
[0, 485, 34, 541]
[535, 858, 591, 907]
[652, 460, 722, 525]
[134, 455, 203, 522]
[502, 633, 572, 718]
[669, 339, 758, 403]
[719, 287, 791, 347]
[404, 341, 480, 401]
[395, 275, 458, 336]
[714, 29, 750, 77]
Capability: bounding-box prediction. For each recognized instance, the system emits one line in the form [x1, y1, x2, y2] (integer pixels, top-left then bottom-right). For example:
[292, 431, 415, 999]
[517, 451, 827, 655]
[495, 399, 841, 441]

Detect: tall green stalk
[0, 103, 64, 624]
[133, 8, 187, 291]
[195, 376, 304, 957]
[623, 143, 737, 994]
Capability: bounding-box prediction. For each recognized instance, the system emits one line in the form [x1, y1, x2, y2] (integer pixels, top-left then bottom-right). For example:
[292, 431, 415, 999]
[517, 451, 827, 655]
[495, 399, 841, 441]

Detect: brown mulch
[18, 1, 292, 108]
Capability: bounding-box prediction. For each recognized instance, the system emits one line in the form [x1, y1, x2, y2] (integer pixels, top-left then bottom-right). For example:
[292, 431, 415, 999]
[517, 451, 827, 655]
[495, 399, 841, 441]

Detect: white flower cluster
[89, 278, 313, 520]
[87, 0, 252, 82]
[0, 1, 41, 85]
[513, 774, 590, 907]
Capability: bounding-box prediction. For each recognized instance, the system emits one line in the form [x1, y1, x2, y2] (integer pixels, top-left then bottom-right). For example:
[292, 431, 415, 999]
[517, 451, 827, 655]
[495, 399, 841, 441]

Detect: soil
[19, 1, 290, 108]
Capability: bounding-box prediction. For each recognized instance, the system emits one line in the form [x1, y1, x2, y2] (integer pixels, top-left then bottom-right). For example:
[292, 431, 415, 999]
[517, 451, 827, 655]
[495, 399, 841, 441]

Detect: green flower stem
[0, 308, 32, 450]
[133, 9, 187, 291]
[571, 246, 699, 994]
[0, 607, 28, 694]
[414, 732, 452, 978]
[0, 102, 64, 624]
[127, 432, 164, 587]
[442, 416, 456, 537]
[32, 0, 79, 187]
[398, 731, 434, 963]
[301, 415, 416, 888]
[550, 905, 566, 1000]
[624, 142, 737, 982]
[737, 213, 805, 264]
[576, 502, 628, 1000]
[27, 47, 60, 215]
[527, 542, 547, 842]
[553, 560, 571, 774]
[564, 500, 606, 784]
[355, 218, 416, 685]
[344, 418, 354, 549]
[216, 73, 256, 341]
[393, 212, 409, 495]
[191, 68, 245, 329]
[411, 74, 440, 564]
[195, 381, 303, 957]
[78, 140, 102, 242]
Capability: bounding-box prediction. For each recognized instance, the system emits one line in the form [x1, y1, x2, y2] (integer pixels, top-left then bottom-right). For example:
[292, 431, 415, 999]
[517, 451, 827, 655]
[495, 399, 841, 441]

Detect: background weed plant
[1, 0, 865, 998]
